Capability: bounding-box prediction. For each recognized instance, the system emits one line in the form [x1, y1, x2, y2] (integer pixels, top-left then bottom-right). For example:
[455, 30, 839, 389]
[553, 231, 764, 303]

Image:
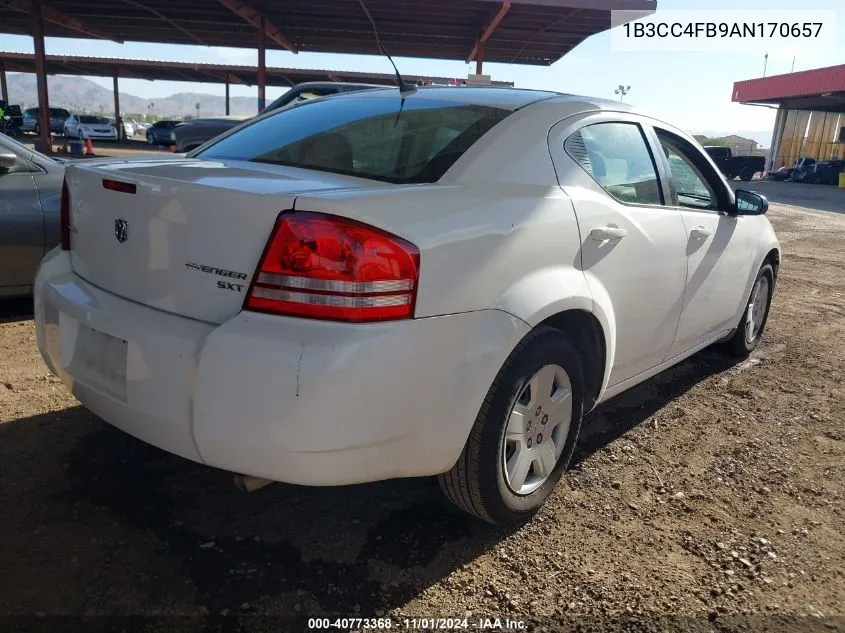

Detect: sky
[1, 0, 842, 139]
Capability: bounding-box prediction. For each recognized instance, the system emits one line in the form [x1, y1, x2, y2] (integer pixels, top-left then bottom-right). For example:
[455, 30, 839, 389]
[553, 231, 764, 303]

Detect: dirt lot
[1, 195, 843, 632]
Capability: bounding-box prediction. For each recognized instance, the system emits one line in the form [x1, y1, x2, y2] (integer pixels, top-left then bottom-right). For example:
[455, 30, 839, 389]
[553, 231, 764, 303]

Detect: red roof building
[733, 64, 845, 170]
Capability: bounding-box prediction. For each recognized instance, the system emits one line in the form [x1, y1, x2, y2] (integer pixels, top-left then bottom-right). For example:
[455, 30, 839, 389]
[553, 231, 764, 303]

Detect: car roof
[322, 86, 651, 113]
[323, 85, 562, 110]
[291, 81, 384, 90]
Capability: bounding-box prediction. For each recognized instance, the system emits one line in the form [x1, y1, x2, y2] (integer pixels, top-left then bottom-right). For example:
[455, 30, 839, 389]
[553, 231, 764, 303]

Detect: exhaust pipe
[233, 474, 274, 493]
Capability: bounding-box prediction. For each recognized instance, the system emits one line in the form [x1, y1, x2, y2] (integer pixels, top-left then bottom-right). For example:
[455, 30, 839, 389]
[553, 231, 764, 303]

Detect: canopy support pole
[257, 16, 266, 112]
[32, 1, 52, 153]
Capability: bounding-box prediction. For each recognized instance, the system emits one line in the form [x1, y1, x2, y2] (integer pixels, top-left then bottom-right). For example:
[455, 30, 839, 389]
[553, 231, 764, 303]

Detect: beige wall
[773, 109, 845, 168]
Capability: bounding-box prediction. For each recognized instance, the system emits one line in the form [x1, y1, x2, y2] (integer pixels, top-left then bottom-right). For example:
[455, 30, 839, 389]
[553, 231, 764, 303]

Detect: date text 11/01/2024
[307, 617, 527, 630]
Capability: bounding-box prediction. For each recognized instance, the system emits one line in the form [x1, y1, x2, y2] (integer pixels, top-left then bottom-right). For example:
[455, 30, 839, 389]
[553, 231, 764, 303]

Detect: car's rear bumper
[34, 249, 528, 485]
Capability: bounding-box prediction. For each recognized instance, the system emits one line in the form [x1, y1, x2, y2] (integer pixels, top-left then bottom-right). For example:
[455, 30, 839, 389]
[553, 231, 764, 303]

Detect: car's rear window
[50, 109, 70, 117]
[196, 97, 512, 183]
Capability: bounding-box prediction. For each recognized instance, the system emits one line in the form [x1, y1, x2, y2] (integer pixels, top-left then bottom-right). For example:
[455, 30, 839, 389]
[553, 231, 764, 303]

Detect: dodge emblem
[114, 218, 128, 243]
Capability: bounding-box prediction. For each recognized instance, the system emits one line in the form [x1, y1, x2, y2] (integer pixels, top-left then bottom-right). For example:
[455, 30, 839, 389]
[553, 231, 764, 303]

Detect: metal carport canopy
[732, 64, 845, 113]
[0, 51, 513, 88]
[0, 0, 656, 66]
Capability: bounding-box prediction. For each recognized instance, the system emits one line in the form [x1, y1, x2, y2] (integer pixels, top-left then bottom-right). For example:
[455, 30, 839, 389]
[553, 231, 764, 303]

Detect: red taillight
[245, 211, 420, 323]
[102, 179, 137, 194]
[60, 178, 71, 250]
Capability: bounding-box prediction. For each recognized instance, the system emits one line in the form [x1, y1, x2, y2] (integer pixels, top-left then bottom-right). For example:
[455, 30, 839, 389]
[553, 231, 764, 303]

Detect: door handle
[590, 225, 628, 242]
[689, 226, 712, 239]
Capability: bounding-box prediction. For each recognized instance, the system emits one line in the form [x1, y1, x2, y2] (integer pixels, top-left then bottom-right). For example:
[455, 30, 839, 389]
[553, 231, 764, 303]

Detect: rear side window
[197, 97, 512, 184]
[565, 122, 662, 206]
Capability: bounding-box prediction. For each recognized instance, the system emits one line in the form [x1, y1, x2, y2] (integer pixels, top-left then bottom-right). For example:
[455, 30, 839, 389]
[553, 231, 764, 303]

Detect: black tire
[438, 326, 585, 525]
[722, 263, 775, 358]
[34, 123, 40, 135]
[147, 133, 154, 145]
[739, 166, 755, 182]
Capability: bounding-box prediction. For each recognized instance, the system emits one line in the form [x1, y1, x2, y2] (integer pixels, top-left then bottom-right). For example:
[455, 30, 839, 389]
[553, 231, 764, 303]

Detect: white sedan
[63, 115, 118, 140]
[34, 87, 779, 525]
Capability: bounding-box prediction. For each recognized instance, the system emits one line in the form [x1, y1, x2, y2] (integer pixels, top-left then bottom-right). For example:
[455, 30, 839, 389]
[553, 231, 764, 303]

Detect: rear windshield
[196, 97, 512, 183]
[50, 109, 70, 117]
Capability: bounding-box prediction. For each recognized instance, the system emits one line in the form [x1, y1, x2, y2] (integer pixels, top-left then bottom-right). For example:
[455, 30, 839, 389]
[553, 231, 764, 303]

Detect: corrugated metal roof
[0, 51, 513, 87]
[0, 0, 656, 66]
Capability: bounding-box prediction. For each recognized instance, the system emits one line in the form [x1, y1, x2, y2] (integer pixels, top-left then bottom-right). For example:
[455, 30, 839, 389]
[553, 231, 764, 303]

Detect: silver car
[0, 133, 65, 297]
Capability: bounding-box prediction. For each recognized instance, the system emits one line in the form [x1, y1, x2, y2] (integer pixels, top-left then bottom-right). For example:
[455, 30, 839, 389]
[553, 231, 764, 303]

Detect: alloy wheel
[745, 275, 770, 344]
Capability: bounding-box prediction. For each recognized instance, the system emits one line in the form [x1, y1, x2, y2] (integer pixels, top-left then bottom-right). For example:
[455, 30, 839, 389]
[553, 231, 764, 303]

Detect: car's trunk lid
[67, 157, 385, 323]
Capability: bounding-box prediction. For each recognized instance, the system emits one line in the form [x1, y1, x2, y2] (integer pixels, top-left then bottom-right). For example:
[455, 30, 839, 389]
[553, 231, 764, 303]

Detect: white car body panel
[34, 89, 780, 486]
[36, 249, 529, 483]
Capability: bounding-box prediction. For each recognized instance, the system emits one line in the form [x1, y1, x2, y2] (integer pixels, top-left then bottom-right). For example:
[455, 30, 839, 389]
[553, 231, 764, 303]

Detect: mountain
[5, 73, 257, 117]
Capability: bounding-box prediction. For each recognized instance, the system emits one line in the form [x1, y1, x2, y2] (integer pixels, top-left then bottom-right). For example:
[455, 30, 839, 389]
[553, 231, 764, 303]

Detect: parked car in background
[35, 87, 780, 526]
[791, 158, 845, 185]
[2, 104, 24, 134]
[63, 115, 118, 140]
[787, 157, 817, 183]
[171, 116, 249, 153]
[767, 163, 797, 181]
[146, 120, 180, 145]
[121, 119, 135, 138]
[703, 145, 765, 181]
[0, 132, 64, 297]
[21, 107, 71, 135]
[171, 82, 381, 152]
[816, 159, 845, 185]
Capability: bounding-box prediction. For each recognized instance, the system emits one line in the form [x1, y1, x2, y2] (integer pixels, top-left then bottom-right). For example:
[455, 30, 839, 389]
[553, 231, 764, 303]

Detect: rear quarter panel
[293, 100, 594, 323]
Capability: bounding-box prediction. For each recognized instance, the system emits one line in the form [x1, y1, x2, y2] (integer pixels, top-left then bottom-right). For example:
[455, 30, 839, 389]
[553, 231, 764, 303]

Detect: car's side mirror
[733, 189, 768, 215]
[0, 151, 17, 172]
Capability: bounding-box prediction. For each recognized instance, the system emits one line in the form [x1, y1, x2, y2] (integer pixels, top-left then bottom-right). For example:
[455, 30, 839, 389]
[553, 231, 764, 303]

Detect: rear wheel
[34, 122, 40, 135]
[147, 133, 154, 145]
[723, 263, 774, 357]
[438, 327, 585, 525]
[739, 166, 755, 181]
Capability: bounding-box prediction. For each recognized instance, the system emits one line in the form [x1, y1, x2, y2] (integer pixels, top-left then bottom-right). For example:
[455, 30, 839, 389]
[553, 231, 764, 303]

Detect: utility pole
[615, 84, 631, 102]
[791, 57, 796, 72]
[763, 52, 768, 77]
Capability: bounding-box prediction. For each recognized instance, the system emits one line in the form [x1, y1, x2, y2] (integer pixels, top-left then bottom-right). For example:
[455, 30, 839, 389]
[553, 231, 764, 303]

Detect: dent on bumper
[34, 250, 530, 485]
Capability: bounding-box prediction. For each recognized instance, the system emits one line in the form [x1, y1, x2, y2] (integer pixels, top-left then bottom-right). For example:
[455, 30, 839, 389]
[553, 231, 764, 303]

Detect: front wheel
[147, 133, 154, 145]
[438, 327, 585, 525]
[722, 263, 775, 357]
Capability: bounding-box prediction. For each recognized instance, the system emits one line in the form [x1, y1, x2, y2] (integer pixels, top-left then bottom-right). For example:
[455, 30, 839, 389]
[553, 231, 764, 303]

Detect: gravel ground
[0, 201, 842, 633]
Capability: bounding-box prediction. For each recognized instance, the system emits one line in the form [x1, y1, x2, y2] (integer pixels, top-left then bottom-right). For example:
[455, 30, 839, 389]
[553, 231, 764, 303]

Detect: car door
[549, 114, 688, 387]
[0, 138, 46, 294]
[649, 125, 758, 357]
